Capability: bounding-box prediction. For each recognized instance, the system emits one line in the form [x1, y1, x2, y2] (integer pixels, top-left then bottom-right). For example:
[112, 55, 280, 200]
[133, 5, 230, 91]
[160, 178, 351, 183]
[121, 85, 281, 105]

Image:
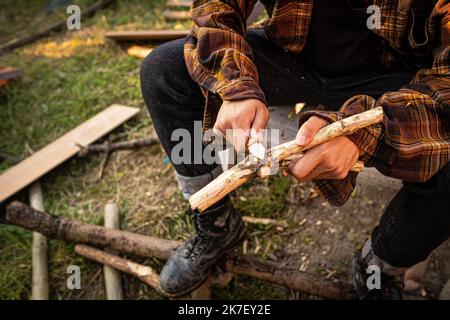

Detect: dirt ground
[279, 171, 450, 299]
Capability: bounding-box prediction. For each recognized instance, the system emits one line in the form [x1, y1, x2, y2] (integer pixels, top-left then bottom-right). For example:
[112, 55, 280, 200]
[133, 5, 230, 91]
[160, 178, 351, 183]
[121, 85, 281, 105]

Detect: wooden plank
[0, 0, 114, 55]
[0, 67, 22, 81]
[104, 30, 189, 41]
[166, 0, 192, 8]
[163, 10, 191, 20]
[0, 104, 139, 203]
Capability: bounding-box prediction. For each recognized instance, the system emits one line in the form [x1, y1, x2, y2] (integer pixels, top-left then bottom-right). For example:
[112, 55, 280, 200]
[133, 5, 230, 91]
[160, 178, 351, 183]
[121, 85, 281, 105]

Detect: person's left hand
[284, 116, 361, 182]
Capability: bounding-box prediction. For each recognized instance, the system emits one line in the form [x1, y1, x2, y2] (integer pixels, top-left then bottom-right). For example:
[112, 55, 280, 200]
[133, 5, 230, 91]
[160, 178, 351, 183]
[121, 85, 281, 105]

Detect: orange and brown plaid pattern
[184, 0, 450, 206]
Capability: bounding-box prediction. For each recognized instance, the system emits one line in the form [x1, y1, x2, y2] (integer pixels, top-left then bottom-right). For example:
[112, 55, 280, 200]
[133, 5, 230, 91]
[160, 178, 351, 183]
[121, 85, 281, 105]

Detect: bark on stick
[6, 202, 356, 300]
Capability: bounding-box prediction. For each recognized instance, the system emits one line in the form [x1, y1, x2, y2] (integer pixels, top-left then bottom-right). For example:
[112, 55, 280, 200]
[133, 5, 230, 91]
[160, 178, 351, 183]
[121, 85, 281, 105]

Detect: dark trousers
[140, 30, 450, 267]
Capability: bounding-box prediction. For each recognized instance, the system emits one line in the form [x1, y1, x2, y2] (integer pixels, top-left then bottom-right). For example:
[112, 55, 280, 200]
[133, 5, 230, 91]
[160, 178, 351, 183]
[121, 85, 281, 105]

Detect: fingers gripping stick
[190, 107, 384, 213]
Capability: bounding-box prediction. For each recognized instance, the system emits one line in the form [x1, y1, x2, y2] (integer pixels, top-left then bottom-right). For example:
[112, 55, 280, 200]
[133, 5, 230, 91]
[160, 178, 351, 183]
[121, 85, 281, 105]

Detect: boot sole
[159, 223, 247, 298]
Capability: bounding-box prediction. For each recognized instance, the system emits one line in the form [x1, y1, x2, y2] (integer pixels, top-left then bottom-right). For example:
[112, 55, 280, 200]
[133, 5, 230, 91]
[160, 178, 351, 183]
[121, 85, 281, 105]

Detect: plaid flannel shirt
[184, 0, 450, 206]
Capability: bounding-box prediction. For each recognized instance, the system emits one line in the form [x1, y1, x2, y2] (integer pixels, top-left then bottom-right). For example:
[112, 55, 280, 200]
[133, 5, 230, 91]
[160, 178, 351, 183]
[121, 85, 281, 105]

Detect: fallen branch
[6, 201, 356, 300]
[6, 201, 177, 259]
[75, 244, 161, 291]
[0, 0, 114, 55]
[189, 107, 384, 212]
[77, 136, 159, 157]
[0, 150, 22, 163]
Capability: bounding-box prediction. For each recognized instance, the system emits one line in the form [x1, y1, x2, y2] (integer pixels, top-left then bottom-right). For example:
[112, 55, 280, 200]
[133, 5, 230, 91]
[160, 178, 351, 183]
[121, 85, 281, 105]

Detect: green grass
[234, 174, 292, 218]
[0, 0, 297, 300]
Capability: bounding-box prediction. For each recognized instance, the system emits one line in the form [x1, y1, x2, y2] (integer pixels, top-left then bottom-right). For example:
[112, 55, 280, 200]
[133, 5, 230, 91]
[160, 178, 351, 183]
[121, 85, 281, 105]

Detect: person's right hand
[213, 99, 269, 152]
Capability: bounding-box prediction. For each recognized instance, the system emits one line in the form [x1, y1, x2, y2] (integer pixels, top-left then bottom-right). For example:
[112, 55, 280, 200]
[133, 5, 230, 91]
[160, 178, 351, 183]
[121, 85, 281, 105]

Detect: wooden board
[166, 0, 192, 8]
[104, 30, 189, 41]
[163, 10, 191, 20]
[0, 105, 139, 203]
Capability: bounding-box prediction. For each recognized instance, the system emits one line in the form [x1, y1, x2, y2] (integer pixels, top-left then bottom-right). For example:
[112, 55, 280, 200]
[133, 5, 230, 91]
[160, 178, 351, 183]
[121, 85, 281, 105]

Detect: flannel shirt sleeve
[298, 1, 450, 206]
[184, 0, 266, 104]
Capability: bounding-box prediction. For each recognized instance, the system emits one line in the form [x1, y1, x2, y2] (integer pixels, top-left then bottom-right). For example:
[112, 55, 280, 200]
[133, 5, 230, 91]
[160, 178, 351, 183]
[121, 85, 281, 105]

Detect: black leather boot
[158, 199, 246, 297]
[353, 248, 404, 300]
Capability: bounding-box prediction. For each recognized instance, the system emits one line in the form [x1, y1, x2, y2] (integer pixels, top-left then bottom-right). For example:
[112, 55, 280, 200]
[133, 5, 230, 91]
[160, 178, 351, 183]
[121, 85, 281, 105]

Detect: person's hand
[214, 99, 269, 152]
[284, 116, 360, 181]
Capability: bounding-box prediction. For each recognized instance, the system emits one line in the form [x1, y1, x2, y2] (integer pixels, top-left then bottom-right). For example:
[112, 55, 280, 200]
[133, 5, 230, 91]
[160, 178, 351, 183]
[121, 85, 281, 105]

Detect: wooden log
[0, 0, 114, 55]
[75, 244, 160, 291]
[29, 182, 49, 300]
[225, 255, 355, 300]
[103, 203, 124, 300]
[104, 30, 189, 42]
[189, 107, 384, 212]
[6, 202, 357, 300]
[6, 201, 178, 260]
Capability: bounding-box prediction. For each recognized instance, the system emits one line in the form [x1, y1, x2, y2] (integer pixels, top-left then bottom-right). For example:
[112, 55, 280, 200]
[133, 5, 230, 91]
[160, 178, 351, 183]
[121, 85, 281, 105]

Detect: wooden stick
[189, 107, 384, 212]
[103, 203, 124, 300]
[0, 0, 114, 55]
[29, 182, 49, 300]
[5, 202, 356, 300]
[0, 150, 22, 163]
[6, 201, 178, 260]
[77, 136, 159, 157]
[75, 244, 160, 291]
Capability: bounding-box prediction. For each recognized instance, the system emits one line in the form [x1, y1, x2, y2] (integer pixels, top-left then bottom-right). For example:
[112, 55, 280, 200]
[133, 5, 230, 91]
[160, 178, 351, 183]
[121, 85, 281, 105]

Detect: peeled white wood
[103, 203, 124, 300]
[29, 181, 49, 300]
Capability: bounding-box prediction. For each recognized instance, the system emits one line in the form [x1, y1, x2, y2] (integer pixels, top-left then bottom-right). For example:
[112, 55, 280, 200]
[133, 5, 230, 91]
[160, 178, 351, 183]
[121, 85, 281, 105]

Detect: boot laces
[183, 209, 213, 261]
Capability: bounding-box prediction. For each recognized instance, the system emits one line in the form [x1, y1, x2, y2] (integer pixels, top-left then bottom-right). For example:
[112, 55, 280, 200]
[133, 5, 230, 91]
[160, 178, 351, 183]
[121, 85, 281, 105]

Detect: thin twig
[0, 150, 22, 163]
